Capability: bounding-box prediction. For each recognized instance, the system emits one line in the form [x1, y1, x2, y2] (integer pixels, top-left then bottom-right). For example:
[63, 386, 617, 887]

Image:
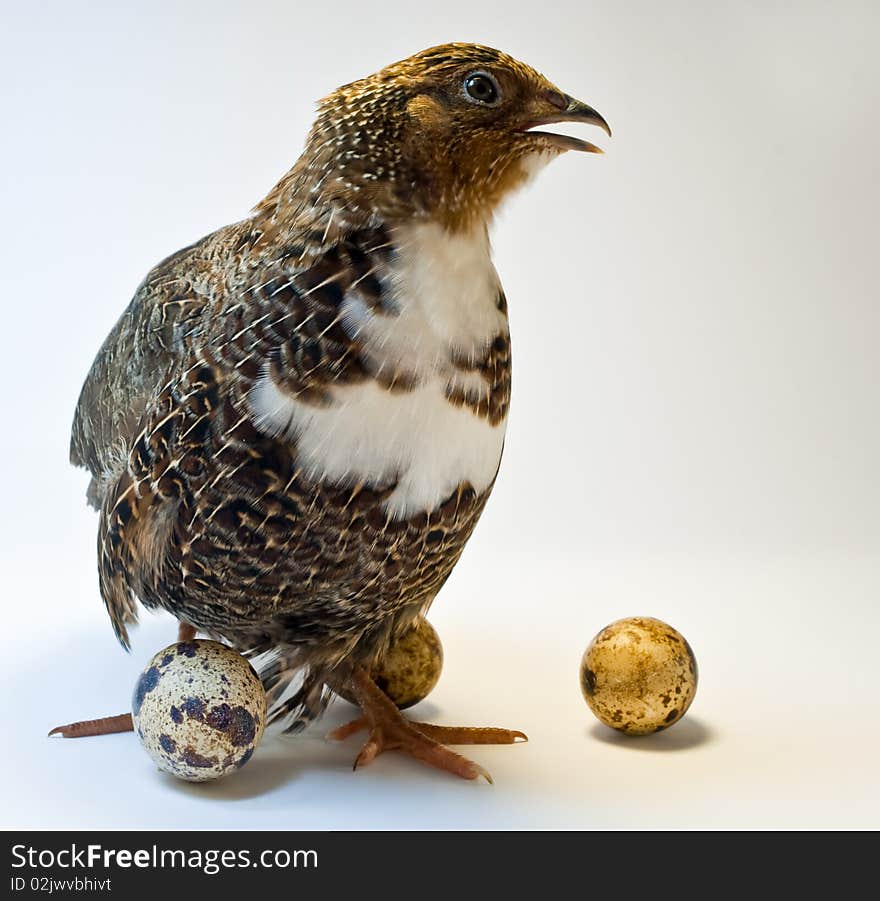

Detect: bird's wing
[93, 221, 397, 646]
[201, 223, 395, 408]
[70, 232, 224, 506]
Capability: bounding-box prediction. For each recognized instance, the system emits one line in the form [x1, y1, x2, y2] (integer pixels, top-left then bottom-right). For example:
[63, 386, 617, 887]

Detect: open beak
[524, 93, 612, 154]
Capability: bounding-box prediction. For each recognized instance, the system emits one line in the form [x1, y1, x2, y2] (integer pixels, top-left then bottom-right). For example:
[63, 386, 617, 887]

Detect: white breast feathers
[248, 220, 510, 519]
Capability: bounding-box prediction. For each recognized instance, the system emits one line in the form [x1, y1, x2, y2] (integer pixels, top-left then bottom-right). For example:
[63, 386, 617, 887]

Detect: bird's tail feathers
[252, 646, 333, 734]
[97, 511, 139, 650]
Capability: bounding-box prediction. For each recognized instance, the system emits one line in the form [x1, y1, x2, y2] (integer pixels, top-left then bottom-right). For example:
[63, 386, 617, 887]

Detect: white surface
[4, 549, 879, 828]
[2, 1, 879, 829]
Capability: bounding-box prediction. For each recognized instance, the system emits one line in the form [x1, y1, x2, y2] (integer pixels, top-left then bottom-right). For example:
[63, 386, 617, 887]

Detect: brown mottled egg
[337, 618, 443, 709]
[131, 640, 266, 782]
[580, 617, 698, 735]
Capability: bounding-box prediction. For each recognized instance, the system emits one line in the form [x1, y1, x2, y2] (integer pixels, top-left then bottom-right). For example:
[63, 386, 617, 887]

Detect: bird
[49, 43, 610, 781]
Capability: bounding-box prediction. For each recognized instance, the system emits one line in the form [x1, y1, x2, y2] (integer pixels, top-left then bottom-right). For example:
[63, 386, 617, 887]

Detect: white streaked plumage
[248, 219, 509, 518]
[250, 376, 505, 518]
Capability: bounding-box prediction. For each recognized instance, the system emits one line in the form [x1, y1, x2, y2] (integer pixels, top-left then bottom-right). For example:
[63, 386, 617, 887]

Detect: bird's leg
[48, 622, 197, 738]
[176, 623, 197, 643]
[328, 665, 527, 782]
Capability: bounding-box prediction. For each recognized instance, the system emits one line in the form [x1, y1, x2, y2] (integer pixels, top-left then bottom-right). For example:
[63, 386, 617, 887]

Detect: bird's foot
[328, 665, 526, 782]
[49, 713, 133, 738]
[48, 622, 197, 739]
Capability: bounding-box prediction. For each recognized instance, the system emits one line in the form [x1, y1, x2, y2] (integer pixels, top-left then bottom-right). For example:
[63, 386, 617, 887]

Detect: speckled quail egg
[336, 618, 443, 709]
[580, 616, 698, 735]
[132, 639, 266, 782]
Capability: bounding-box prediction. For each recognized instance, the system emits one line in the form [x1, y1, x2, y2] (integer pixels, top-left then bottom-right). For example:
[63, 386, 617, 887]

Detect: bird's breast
[247, 219, 510, 520]
[251, 374, 506, 519]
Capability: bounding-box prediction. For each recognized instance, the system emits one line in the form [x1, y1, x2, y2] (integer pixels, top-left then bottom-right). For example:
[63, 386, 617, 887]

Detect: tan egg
[131, 639, 266, 782]
[336, 618, 443, 709]
[580, 617, 698, 735]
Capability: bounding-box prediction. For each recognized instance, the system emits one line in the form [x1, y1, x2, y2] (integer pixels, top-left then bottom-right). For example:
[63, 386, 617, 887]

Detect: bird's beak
[523, 91, 612, 154]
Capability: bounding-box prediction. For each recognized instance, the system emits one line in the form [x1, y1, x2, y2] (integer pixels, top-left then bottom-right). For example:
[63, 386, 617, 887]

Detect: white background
[2, 1, 878, 828]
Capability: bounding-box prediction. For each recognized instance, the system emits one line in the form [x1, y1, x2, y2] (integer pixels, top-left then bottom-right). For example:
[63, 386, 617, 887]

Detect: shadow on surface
[166, 735, 347, 801]
[587, 716, 714, 751]
[166, 696, 448, 800]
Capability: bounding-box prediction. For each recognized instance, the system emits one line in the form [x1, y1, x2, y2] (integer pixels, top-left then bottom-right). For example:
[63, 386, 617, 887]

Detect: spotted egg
[580, 617, 698, 735]
[336, 618, 443, 709]
[131, 639, 266, 782]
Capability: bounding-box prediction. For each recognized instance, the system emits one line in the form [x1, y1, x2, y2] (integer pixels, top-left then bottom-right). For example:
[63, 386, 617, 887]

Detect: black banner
[4, 831, 871, 894]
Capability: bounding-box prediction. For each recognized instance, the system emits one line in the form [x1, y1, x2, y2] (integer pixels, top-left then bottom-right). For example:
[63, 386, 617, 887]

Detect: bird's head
[270, 44, 610, 232]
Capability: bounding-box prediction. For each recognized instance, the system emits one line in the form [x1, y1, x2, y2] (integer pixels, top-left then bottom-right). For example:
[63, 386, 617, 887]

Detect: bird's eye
[464, 72, 500, 105]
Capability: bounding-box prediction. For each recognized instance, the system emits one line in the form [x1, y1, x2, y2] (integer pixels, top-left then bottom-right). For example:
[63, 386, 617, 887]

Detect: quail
[51, 43, 610, 780]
